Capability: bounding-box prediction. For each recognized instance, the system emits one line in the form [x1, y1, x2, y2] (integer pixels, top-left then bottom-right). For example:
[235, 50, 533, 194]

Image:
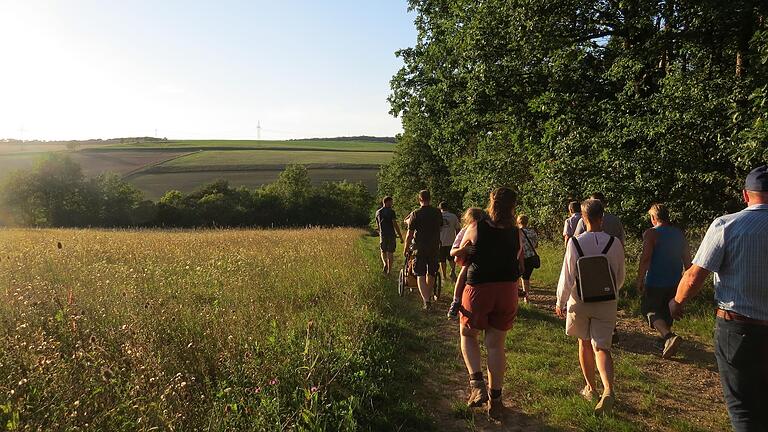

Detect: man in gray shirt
[438, 202, 461, 280]
[573, 192, 626, 246]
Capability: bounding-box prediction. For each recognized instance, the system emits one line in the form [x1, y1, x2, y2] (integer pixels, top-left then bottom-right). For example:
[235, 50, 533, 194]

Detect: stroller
[398, 245, 442, 300]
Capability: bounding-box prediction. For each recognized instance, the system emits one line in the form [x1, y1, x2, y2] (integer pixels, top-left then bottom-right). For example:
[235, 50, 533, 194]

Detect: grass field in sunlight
[0, 228, 427, 431]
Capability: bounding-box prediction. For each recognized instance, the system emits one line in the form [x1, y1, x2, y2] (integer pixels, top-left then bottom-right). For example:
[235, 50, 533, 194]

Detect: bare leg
[517, 278, 529, 303]
[385, 252, 394, 274]
[579, 339, 597, 392]
[485, 327, 508, 392]
[453, 267, 468, 301]
[460, 324, 482, 375]
[594, 347, 615, 396]
[380, 251, 387, 272]
[417, 275, 432, 305]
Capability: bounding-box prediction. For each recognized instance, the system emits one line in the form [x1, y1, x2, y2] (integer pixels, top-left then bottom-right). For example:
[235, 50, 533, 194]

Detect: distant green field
[163, 150, 391, 168]
[0, 153, 39, 175]
[104, 139, 395, 152]
[0, 150, 189, 180]
[1, 139, 392, 199]
[129, 168, 381, 199]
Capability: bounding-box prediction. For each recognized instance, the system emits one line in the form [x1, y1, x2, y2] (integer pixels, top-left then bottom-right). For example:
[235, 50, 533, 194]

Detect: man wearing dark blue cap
[669, 165, 768, 432]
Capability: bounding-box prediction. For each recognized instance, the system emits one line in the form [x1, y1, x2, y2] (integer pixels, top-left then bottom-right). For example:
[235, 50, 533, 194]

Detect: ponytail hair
[486, 187, 517, 228]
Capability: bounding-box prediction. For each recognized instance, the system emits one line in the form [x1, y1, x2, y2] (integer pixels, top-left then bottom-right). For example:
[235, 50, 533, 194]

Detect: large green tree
[384, 0, 768, 235]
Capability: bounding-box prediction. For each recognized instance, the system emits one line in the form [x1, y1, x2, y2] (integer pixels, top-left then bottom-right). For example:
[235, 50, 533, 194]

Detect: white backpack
[571, 236, 617, 303]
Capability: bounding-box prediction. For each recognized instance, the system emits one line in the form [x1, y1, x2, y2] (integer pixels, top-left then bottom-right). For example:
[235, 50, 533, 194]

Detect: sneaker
[487, 396, 503, 420]
[662, 334, 682, 359]
[447, 300, 461, 320]
[594, 393, 615, 416]
[467, 380, 488, 408]
[580, 385, 597, 401]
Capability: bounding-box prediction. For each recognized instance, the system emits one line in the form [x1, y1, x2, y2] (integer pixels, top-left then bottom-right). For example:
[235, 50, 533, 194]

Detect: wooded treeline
[380, 0, 768, 235]
[0, 155, 372, 228]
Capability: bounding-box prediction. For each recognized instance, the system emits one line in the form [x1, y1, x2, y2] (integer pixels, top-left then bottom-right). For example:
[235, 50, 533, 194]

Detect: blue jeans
[714, 317, 768, 431]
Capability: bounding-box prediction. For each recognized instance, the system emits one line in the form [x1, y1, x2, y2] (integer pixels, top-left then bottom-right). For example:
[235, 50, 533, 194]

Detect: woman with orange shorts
[457, 187, 525, 419]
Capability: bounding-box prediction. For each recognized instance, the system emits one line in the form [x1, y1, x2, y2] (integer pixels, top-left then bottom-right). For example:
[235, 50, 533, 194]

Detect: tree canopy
[381, 0, 768, 234]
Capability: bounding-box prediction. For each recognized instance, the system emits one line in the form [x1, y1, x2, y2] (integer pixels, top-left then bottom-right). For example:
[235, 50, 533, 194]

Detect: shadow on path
[614, 318, 719, 373]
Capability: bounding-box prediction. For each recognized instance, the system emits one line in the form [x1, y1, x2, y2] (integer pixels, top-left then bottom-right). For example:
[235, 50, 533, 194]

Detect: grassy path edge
[361, 237, 730, 432]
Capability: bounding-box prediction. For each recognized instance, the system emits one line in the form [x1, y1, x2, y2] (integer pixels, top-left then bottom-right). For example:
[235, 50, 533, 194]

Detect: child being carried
[447, 207, 487, 320]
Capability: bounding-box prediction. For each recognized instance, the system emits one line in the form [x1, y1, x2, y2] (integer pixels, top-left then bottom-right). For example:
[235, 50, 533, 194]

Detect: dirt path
[415, 291, 555, 431]
[415, 279, 727, 431]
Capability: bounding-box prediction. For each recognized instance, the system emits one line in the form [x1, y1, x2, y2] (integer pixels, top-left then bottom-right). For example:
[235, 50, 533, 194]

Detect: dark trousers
[714, 317, 768, 432]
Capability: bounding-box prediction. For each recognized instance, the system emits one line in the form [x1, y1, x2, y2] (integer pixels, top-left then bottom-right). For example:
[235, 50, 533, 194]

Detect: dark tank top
[466, 221, 521, 285]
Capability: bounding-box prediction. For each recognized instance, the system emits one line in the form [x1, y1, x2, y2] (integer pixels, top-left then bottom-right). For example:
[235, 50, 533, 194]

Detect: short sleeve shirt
[408, 205, 443, 256]
[440, 211, 461, 246]
[375, 207, 397, 238]
[563, 213, 582, 237]
[452, 228, 467, 249]
[692, 204, 768, 320]
[521, 228, 538, 258]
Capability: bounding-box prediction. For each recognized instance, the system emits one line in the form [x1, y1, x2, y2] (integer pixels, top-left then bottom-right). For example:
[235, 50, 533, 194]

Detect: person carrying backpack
[555, 199, 626, 416]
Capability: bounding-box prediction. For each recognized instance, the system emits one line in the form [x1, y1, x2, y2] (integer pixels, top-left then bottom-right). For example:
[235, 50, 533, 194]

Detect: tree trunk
[736, 51, 745, 77]
[735, 0, 756, 78]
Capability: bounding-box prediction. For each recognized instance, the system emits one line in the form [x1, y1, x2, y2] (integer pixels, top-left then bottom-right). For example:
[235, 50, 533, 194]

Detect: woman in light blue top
[636, 204, 692, 359]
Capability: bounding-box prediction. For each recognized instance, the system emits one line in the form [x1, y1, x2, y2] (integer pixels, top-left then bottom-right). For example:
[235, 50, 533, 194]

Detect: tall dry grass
[0, 228, 397, 431]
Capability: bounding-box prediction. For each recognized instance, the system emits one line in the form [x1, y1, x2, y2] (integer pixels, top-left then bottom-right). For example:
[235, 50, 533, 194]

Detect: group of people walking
[375, 165, 767, 430]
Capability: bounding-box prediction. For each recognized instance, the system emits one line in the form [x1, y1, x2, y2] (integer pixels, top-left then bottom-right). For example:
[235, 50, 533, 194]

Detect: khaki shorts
[566, 300, 617, 350]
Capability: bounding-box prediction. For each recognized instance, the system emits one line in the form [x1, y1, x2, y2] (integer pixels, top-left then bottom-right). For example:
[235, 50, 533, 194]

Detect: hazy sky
[0, 1, 416, 140]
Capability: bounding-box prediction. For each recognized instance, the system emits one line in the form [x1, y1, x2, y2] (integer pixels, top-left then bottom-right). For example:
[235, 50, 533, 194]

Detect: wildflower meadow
[0, 228, 419, 431]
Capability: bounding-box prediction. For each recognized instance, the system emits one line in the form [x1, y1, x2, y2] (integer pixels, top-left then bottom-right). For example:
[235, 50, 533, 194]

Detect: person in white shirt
[438, 202, 461, 280]
[555, 199, 626, 415]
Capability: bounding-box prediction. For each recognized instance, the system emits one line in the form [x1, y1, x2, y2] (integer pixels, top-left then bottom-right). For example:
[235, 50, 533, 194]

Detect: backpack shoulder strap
[601, 236, 616, 255]
[571, 237, 584, 258]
